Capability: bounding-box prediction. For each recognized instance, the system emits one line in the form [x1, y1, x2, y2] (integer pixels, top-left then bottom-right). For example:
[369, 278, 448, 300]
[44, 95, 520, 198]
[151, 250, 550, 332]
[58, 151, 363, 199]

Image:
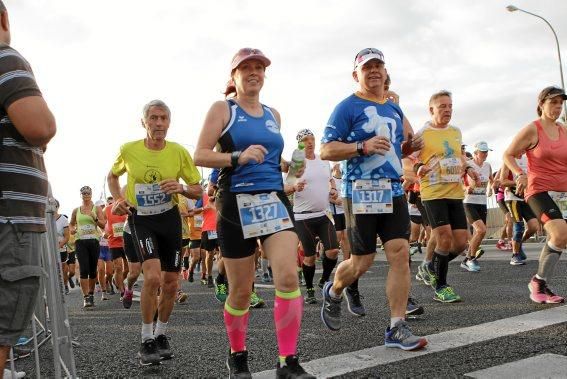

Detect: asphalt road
[12, 241, 567, 378]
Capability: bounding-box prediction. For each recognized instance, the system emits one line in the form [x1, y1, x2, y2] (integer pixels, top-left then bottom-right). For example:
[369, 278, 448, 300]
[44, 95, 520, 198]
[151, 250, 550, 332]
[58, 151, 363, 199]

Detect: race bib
[194, 215, 203, 228]
[78, 224, 97, 239]
[207, 230, 218, 239]
[549, 191, 567, 219]
[439, 158, 462, 183]
[236, 192, 293, 239]
[352, 179, 393, 214]
[135, 183, 172, 216]
[112, 222, 125, 236]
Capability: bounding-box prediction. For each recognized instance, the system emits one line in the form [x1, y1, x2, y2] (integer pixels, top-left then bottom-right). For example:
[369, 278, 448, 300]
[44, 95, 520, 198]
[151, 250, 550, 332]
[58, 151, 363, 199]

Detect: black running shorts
[527, 191, 567, 224]
[110, 247, 126, 261]
[122, 232, 139, 263]
[216, 189, 296, 259]
[506, 200, 536, 223]
[422, 198, 468, 230]
[200, 231, 218, 252]
[464, 203, 488, 224]
[410, 215, 423, 225]
[295, 215, 339, 257]
[188, 239, 201, 249]
[343, 195, 410, 255]
[332, 213, 346, 231]
[129, 206, 182, 272]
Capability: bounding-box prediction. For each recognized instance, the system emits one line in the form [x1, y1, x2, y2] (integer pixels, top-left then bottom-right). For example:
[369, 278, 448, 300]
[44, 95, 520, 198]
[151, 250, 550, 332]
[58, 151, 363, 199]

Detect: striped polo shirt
[0, 43, 47, 232]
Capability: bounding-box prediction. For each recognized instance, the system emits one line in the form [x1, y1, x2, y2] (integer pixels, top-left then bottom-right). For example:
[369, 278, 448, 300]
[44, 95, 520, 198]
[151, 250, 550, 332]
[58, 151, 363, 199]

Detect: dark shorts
[182, 238, 190, 248]
[527, 192, 567, 224]
[122, 232, 139, 264]
[216, 189, 296, 259]
[76, 238, 100, 279]
[332, 213, 346, 231]
[110, 247, 126, 260]
[200, 231, 218, 252]
[98, 245, 112, 262]
[464, 203, 488, 224]
[129, 206, 182, 272]
[410, 215, 423, 225]
[60, 251, 68, 263]
[414, 196, 431, 227]
[497, 199, 510, 215]
[67, 251, 76, 264]
[0, 225, 43, 346]
[188, 239, 201, 249]
[343, 195, 410, 255]
[422, 198, 468, 230]
[506, 200, 536, 223]
[295, 215, 339, 257]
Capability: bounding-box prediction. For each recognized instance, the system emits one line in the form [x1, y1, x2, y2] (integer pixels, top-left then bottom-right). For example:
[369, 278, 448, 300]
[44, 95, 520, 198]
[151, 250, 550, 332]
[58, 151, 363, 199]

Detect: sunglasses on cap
[80, 186, 92, 195]
[354, 48, 385, 69]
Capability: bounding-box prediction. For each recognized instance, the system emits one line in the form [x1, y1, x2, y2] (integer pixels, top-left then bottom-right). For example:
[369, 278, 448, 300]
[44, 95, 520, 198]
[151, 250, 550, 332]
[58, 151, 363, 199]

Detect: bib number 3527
[352, 179, 393, 214]
[236, 192, 293, 239]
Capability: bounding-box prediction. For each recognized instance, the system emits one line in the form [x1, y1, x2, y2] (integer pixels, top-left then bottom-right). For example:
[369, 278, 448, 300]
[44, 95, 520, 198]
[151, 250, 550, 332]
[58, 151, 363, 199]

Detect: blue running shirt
[322, 94, 405, 198]
[218, 100, 284, 192]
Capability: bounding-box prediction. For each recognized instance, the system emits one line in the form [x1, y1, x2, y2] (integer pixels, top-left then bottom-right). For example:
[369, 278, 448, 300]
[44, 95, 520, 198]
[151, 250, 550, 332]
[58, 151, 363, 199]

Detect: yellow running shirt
[416, 123, 465, 201]
[111, 140, 201, 211]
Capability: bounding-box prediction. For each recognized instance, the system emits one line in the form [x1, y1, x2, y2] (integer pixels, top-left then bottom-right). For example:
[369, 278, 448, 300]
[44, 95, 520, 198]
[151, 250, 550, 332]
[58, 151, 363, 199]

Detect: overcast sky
[8, 0, 567, 214]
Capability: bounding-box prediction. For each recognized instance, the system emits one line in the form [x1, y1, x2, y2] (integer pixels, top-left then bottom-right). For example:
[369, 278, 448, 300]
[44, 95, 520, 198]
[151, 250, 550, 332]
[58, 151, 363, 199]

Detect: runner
[55, 200, 71, 294]
[461, 141, 493, 272]
[194, 47, 314, 378]
[201, 181, 218, 288]
[66, 233, 78, 289]
[291, 128, 340, 304]
[121, 216, 140, 309]
[186, 196, 204, 283]
[319, 47, 427, 350]
[414, 90, 479, 303]
[104, 196, 128, 299]
[330, 163, 351, 262]
[503, 86, 567, 304]
[494, 175, 513, 251]
[107, 99, 202, 365]
[97, 217, 114, 300]
[70, 186, 106, 308]
[500, 154, 537, 265]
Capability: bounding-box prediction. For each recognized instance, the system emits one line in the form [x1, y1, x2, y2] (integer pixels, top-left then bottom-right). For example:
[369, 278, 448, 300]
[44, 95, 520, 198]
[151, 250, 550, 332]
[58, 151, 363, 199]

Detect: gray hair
[142, 99, 171, 121]
[429, 90, 452, 106]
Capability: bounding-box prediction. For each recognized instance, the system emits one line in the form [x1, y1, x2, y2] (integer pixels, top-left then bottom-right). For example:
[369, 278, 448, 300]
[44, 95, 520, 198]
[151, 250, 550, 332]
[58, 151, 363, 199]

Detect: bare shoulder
[269, 107, 282, 124]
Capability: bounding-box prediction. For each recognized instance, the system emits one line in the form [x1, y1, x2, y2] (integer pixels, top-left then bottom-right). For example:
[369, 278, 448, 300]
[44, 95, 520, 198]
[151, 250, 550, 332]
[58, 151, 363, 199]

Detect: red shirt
[104, 206, 127, 249]
[201, 193, 217, 232]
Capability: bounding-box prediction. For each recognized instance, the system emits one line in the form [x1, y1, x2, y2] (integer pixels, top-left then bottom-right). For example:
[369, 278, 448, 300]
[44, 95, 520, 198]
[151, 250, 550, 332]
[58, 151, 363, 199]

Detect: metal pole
[512, 7, 567, 117]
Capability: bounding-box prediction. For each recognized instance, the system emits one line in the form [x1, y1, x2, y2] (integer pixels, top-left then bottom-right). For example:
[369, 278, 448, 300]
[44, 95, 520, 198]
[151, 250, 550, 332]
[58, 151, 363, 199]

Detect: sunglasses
[354, 48, 383, 62]
[81, 192, 91, 196]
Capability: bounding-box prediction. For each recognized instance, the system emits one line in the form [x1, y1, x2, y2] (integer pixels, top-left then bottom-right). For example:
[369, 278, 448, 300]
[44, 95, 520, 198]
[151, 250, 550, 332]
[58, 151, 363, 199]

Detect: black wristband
[356, 141, 364, 156]
[231, 151, 241, 167]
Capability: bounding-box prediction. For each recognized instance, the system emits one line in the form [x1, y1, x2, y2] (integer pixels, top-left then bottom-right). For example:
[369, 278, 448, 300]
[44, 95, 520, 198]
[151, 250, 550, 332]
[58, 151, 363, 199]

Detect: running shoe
[215, 282, 228, 303]
[528, 276, 565, 304]
[384, 320, 428, 351]
[321, 281, 342, 331]
[250, 291, 265, 308]
[518, 248, 527, 261]
[138, 338, 161, 365]
[176, 291, 188, 304]
[155, 334, 174, 360]
[496, 239, 508, 251]
[298, 270, 304, 286]
[88, 294, 95, 307]
[276, 355, 315, 379]
[317, 278, 326, 289]
[433, 286, 461, 303]
[226, 350, 251, 379]
[207, 276, 214, 288]
[505, 242, 513, 251]
[64, 286, 69, 295]
[83, 295, 92, 308]
[122, 288, 133, 309]
[475, 249, 485, 260]
[188, 271, 194, 283]
[417, 262, 437, 288]
[200, 276, 207, 285]
[510, 254, 526, 266]
[344, 287, 366, 316]
[3, 369, 26, 379]
[108, 283, 116, 295]
[95, 283, 102, 293]
[101, 292, 109, 301]
[182, 270, 189, 281]
[461, 259, 480, 272]
[68, 278, 75, 289]
[304, 288, 317, 304]
[405, 297, 424, 316]
[262, 272, 272, 283]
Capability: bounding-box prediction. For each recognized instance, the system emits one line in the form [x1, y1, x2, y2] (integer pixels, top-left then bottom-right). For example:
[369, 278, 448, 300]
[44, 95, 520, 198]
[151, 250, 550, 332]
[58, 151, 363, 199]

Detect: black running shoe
[138, 338, 161, 365]
[83, 295, 91, 308]
[226, 350, 252, 379]
[276, 355, 315, 379]
[68, 278, 75, 289]
[405, 297, 425, 316]
[88, 294, 95, 307]
[207, 276, 214, 288]
[155, 334, 173, 360]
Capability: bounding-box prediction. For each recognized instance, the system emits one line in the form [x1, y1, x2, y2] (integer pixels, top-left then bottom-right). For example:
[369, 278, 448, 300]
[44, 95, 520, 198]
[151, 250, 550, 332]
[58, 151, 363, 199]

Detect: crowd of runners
[1, 1, 567, 376]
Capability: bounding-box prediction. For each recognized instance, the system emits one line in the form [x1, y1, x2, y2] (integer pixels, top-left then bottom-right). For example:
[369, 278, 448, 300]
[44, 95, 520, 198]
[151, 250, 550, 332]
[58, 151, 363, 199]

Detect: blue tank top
[218, 99, 284, 193]
[322, 94, 405, 198]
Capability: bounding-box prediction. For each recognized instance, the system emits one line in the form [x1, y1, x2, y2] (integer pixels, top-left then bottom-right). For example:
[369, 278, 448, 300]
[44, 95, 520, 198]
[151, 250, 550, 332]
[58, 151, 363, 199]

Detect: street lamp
[507, 5, 567, 117]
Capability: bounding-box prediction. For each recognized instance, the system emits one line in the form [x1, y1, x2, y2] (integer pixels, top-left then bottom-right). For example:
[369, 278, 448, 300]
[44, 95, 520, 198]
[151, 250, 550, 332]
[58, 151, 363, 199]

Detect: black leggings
[76, 239, 99, 279]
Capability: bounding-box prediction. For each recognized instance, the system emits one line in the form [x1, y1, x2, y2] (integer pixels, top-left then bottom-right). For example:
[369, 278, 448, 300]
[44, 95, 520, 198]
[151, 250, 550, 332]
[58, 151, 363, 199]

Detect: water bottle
[285, 143, 305, 186]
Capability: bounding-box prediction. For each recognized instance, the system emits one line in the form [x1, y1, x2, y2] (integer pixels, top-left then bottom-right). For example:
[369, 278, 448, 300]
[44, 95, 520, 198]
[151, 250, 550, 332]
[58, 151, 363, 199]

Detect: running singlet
[463, 160, 491, 205]
[505, 156, 528, 202]
[76, 205, 99, 240]
[322, 93, 405, 198]
[111, 140, 201, 214]
[201, 193, 217, 233]
[415, 122, 465, 201]
[104, 206, 126, 248]
[56, 215, 69, 253]
[186, 199, 202, 240]
[293, 155, 332, 220]
[178, 197, 191, 240]
[217, 100, 284, 192]
[525, 120, 567, 200]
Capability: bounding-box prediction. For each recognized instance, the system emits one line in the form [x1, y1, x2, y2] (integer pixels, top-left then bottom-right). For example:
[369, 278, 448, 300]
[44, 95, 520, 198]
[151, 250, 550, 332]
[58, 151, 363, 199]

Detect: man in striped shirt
[0, 1, 56, 373]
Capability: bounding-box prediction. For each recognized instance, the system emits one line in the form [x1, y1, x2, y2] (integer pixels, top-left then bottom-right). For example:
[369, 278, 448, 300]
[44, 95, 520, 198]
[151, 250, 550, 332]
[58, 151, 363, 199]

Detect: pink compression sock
[224, 302, 249, 353]
[274, 288, 303, 359]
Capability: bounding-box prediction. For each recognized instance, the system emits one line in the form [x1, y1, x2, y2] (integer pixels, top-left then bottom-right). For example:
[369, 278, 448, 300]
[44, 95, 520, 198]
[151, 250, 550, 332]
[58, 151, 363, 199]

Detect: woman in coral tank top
[503, 86, 567, 304]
